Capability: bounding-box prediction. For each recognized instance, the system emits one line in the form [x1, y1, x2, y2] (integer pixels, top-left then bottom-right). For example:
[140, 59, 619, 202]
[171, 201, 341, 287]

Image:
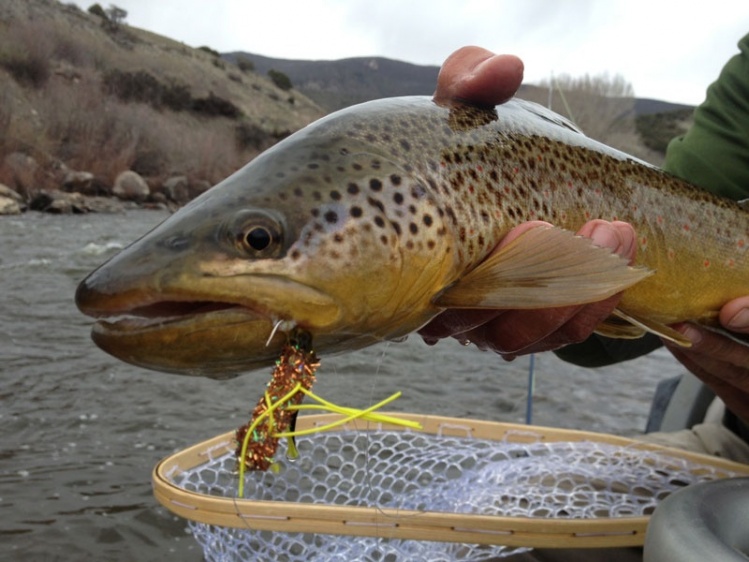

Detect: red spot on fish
[738, 239, 746, 249]
[726, 258, 736, 268]
[476, 165, 483, 173]
[640, 236, 648, 247]
[703, 259, 711, 268]
[683, 224, 691, 232]
[667, 248, 676, 261]
[656, 215, 664, 225]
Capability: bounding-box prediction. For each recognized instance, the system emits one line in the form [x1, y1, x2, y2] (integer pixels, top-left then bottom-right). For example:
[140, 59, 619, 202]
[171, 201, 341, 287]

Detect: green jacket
[556, 32, 749, 368]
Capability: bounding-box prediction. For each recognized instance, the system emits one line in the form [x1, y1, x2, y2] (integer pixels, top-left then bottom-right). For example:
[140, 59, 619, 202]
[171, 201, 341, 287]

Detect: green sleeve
[664, 32, 749, 200]
[557, 33, 749, 368]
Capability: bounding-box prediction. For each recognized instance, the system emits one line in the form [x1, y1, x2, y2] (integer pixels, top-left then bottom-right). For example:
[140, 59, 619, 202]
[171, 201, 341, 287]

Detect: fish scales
[75, 96, 749, 376]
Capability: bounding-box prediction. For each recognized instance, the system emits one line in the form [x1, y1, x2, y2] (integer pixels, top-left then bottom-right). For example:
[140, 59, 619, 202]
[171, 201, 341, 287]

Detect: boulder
[0, 183, 23, 202]
[62, 170, 95, 193]
[0, 195, 22, 215]
[188, 179, 212, 199]
[162, 175, 189, 203]
[112, 170, 150, 202]
[29, 191, 125, 214]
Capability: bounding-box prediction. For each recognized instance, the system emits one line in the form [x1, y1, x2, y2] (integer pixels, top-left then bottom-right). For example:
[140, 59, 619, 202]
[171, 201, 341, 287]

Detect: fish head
[75, 129, 456, 378]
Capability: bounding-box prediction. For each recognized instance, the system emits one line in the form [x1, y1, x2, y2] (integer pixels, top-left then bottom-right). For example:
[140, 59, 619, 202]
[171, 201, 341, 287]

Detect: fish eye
[229, 211, 284, 258]
[245, 226, 272, 251]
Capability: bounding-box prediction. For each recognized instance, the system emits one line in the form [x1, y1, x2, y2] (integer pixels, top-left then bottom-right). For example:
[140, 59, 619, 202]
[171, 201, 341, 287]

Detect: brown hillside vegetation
[0, 0, 324, 205]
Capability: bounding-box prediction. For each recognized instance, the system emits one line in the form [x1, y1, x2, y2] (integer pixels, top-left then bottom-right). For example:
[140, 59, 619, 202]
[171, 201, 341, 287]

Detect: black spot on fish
[351, 206, 363, 218]
[423, 214, 433, 227]
[308, 163, 319, 170]
[324, 211, 338, 224]
[330, 190, 341, 201]
[352, 163, 363, 171]
[312, 191, 322, 201]
[311, 209, 320, 217]
[347, 182, 359, 195]
[391, 221, 402, 235]
[399, 139, 411, 151]
[371, 159, 381, 170]
[367, 197, 385, 213]
[369, 178, 383, 192]
[409, 223, 418, 235]
[374, 216, 386, 228]
[390, 174, 402, 186]
[380, 235, 388, 245]
[393, 193, 404, 205]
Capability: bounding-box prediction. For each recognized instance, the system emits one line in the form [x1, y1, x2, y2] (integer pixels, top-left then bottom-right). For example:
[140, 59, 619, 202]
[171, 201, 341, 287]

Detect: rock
[29, 191, 125, 214]
[0, 195, 22, 215]
[162, 175, 189, 203]
[0, 183, 23, 202]
[188, 179, 212, 199]
[62, 170, 95, 193]
[113, 170, 150, 202]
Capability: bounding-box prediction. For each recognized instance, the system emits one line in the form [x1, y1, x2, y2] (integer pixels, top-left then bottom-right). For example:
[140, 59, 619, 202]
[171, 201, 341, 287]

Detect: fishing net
[153, 414, 749, 561]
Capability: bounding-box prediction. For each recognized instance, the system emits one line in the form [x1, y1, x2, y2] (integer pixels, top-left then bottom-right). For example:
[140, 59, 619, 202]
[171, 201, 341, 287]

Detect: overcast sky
[75, 0, 749, 105]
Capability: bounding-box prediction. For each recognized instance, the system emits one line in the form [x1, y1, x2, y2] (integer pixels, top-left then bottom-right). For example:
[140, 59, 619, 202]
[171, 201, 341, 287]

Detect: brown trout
[75, 96, 749, 378]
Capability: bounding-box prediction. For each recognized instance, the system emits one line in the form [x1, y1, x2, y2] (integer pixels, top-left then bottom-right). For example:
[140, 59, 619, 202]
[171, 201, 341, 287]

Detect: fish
[75, 96, 749, 378]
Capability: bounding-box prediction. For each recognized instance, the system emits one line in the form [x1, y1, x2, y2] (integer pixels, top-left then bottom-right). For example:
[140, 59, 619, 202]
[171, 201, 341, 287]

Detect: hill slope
[0, 0, 324, 201]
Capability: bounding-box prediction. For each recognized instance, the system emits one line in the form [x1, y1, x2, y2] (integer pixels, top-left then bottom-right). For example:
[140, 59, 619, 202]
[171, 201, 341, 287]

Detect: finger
[665, 324, 749, 420]
[720, 295, 749, 334]
[417, 309, 504, 342]
[666, 340, 749, 421]
[434, 47, 524, 108]
[577, 220, 637, 263]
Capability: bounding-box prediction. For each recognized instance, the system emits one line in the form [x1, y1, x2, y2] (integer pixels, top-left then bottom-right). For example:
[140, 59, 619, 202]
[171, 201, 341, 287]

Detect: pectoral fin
[596, 309, 692, 347]
[434, 226, 652, 309]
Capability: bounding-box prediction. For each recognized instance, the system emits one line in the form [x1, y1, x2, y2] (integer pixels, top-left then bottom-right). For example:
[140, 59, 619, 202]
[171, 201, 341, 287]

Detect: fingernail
[726, 308, 749, 331]
[589, 224, 619, 251]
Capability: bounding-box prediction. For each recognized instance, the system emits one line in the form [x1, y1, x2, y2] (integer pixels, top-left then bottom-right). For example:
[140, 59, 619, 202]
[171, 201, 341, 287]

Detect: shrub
[267, 69, 292, 91]
[192, 93, 242, 118]
[1, 52, 50, 88]
[103, 69, 163, 104]
[198, 46, 221, 58]
[235, 122, 270, 150]
[236, 56, 254, 72]
[161, 81, 193, 112]
[87, 3, 107, 19]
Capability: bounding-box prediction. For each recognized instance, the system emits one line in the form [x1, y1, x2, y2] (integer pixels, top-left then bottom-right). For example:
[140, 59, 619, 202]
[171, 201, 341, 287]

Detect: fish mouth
[90, 300, 259, 331]
[79, 287, 292, 377]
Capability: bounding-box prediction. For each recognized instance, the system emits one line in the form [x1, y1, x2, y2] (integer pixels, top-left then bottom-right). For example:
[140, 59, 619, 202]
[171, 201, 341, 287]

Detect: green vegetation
[268, 69, 292, 91]
[636, 109, 694, 154]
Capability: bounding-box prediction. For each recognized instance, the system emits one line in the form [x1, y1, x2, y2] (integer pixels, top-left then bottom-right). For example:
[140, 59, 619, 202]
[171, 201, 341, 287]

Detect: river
[0, 209, 680, 561]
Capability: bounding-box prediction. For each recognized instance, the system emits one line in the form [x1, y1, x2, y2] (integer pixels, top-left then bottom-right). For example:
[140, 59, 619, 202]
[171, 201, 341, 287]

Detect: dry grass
[0, 0, 324, 198]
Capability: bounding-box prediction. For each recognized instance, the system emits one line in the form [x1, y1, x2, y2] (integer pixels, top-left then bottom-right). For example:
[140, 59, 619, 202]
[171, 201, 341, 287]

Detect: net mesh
[165, 426, 739, 561]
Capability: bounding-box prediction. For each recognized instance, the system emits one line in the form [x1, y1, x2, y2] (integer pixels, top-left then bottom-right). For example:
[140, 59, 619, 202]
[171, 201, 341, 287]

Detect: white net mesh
[164, 425, 741, 561]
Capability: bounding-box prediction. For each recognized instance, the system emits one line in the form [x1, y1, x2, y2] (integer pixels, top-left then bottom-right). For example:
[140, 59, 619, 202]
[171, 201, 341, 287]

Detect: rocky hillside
[0, 0, 324, 214]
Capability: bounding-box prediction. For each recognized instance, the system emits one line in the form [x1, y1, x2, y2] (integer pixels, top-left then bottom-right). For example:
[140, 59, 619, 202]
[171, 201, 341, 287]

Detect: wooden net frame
[153, 413, 749, 549]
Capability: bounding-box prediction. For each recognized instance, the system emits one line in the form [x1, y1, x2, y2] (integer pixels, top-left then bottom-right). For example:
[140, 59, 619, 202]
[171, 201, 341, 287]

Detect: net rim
[152, 413, 749, 548]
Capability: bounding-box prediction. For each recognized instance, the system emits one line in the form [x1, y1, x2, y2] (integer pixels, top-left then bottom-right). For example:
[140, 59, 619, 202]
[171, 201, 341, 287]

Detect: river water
[1, 210, 680, 561]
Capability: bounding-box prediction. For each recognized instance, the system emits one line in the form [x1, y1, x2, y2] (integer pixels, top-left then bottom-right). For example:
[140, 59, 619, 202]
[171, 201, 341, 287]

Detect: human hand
[419, 220, 637, 359]
[424, 47, 638, 359]
[665, 297, 749, 422]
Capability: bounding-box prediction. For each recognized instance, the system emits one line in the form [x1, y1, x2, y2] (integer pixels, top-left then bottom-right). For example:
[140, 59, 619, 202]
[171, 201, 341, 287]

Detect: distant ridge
[226, 52, 695, 117]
